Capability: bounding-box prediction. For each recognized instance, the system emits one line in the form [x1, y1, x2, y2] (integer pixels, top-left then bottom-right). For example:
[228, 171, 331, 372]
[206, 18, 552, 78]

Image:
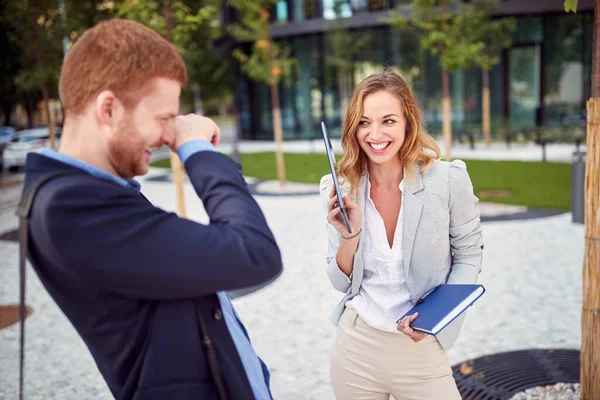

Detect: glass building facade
[235, 1, 594, 140]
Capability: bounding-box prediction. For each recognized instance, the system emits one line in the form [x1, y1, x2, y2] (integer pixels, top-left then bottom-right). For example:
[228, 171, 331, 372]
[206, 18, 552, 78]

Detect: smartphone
[321, 121, 352, 234]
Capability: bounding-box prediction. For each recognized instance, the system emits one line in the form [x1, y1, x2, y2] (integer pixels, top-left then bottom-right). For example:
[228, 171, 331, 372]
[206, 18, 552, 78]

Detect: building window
[275, 0, 289, 22]
[583, 13, 593, 105]
[543, 14, 585, 127]
[513, 17, 543, 43]
[323, 0, 353, 19]
[351, 0, 369, 12]
[304, 0, 322, 19]
[367, 0, 386, 11]
[293, 35, 324, 139]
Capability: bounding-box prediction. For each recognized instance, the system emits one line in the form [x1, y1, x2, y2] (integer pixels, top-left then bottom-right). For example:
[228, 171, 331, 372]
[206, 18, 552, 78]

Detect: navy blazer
[23, 151, 283, 400]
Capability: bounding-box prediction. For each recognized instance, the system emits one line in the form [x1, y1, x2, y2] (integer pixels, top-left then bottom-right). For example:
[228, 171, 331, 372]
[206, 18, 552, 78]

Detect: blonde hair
[337, 70, 440, 199]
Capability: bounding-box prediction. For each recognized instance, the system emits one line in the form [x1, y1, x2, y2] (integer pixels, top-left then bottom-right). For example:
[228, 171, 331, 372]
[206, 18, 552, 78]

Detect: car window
[11, 136, 42, 143]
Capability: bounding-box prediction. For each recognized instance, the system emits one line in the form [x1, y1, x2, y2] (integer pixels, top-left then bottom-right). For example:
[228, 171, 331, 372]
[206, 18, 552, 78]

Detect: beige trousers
[330, 308, 461, 400]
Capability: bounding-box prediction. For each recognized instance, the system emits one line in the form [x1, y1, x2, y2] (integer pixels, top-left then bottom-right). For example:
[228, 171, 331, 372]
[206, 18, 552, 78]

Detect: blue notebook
[397, 284, 485, 336]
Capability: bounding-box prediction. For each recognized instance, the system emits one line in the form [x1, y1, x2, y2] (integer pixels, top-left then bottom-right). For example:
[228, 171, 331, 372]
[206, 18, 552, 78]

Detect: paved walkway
[0, 167, 584, 399]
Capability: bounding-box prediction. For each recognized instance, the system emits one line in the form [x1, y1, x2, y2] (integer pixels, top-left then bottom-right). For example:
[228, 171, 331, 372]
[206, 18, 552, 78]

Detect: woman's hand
[327, 184, 362, 236]
[397, 312, 428, 343]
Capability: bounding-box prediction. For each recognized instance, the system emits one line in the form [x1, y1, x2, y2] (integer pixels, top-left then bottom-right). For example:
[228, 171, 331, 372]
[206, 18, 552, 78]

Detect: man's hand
[172, 114, 220, 151]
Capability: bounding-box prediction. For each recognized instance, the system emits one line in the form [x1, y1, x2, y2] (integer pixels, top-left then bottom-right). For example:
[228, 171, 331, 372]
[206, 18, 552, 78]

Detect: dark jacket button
[214, 309, 223, 320]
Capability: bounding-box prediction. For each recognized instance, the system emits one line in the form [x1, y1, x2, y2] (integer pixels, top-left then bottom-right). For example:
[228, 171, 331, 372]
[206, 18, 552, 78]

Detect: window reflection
[544, 14, 585, 127]
[237, 11, 592, 141]
[294, 36, 323, 139]
[275, 0, 289, 22]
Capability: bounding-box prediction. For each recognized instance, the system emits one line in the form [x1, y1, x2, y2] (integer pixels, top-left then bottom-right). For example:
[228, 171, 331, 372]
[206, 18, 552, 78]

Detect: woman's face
[356, 90, 406, 166]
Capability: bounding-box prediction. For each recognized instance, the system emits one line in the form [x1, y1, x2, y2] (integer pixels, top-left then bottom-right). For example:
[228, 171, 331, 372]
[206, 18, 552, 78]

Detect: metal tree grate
[451, 349, 580, 400]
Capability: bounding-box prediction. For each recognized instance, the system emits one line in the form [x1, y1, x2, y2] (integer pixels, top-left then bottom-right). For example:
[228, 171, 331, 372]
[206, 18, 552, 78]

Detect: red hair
[59, 18, 187, 116]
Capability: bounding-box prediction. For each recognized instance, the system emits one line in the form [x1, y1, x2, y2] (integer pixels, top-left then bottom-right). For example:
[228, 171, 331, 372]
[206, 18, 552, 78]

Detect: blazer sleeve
[319, 174, 352, 293]
[446, 159, 484, 284]
[40, 151, 283, 299]
[437, 159, 484, 349]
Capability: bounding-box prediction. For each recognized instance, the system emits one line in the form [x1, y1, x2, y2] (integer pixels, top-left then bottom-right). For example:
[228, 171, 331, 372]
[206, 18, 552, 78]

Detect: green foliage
[388, 0, 512, 73]
[324, 2, 370, 75]
[112, 1, 164, 34]
[110, 0, 218, 55]
[228, 0, 297, 87]
[111, 0, 231, 105]
[564, 0, 578, 13]
[466, 0, 516, 71]
[1, 0, 66, 96]
[0, 0, 233, 126]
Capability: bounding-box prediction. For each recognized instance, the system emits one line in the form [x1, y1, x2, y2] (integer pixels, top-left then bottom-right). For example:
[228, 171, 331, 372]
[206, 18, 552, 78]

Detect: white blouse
[345, 178, 413, 333]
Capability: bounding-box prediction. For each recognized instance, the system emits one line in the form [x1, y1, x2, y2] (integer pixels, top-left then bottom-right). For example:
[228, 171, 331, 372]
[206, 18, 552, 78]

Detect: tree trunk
[441, 68, 452, 160]
[26, 96, 35, 129]
[482, 69, 491, 147]
[581, 2, 600, 399]
[339, 72, 349, 129]
[218, 103, 227, 118]
[163, 0, 187, 218]
[231, 93, 241, 164]
[30, 0, 56, 149]
[270, 83, 286, 185]
[582, 98, 600, 400]
[2, 102, 13, 126]
[592, 0, 600, 99]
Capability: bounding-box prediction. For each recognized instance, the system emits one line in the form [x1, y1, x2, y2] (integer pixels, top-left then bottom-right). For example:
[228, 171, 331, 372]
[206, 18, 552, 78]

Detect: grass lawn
[152, 152, 571, 210]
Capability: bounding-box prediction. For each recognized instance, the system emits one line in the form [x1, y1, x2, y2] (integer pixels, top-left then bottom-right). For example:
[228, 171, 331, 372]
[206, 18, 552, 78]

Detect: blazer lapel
[402, 165, 424, 278]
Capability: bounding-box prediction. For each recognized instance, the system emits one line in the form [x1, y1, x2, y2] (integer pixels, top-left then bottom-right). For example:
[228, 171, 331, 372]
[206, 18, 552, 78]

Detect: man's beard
[107, 116, 148, 179]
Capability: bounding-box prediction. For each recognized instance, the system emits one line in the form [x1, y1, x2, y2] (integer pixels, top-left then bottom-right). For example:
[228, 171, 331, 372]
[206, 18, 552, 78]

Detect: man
[22, 19, 282, 399]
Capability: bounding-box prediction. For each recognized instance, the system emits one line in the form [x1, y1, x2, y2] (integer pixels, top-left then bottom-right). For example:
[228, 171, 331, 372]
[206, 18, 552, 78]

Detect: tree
[30, 0, 58, 148]
[467, 0, 515, 147]
[389, 0, 485, 160]
[324, 1, 370, 128]
[0, 1, 23, 126]
[111, 0, 219, 218]
[1, 0, 114, 129]
[228, 0, 298, 185]
[1, 0, 65, 137]
[183, 0, 233, 115]
[565, 2, 599, 398]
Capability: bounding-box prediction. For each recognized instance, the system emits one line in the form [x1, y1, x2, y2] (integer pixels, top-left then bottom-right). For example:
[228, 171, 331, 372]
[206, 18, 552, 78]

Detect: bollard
[541, 140, 547, 162]
[468, 133, 475, 150]
[571, 150, 586, 224]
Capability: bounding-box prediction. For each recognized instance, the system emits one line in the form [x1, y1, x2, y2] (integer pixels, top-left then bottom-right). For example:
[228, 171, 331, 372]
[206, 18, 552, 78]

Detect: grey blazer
[319, 159, 484, 349]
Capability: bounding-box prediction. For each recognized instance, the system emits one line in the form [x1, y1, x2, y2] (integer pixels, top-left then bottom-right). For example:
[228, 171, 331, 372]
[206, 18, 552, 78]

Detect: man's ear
[95, 90, 124, 129]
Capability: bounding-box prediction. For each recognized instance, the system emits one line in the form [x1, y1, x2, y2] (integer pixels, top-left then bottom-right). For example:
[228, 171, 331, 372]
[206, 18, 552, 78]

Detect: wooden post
[482, 69, 491, 147]
[581, 1, 600, 397]
[441, 0, 452, 161]
[163, 0, 187, 218]
[264, 10, 286, 186]
[339, 73, 349, 128]
[270, 83, 286, 185]
[442, 68, 452, 161]
[582, 98, 600, 400]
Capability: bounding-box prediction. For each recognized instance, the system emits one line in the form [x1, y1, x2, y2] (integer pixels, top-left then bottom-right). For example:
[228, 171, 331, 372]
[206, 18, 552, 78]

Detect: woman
[320, 70, 483, 399]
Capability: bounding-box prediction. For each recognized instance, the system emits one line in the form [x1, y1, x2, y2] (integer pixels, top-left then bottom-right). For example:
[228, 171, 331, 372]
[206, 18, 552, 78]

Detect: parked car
[0, 126, 17, 173]
[2, 127, 61, 172]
